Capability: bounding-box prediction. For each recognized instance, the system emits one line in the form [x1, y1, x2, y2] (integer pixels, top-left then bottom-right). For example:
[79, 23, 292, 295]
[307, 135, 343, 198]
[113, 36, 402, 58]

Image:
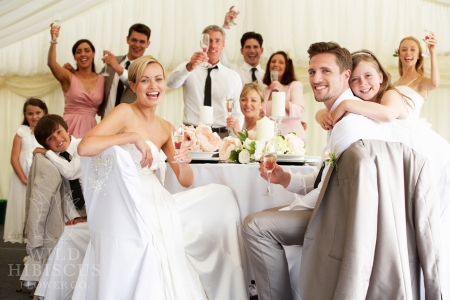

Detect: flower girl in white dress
[74, 56, 247, 300]
[3, 98, 47, 243]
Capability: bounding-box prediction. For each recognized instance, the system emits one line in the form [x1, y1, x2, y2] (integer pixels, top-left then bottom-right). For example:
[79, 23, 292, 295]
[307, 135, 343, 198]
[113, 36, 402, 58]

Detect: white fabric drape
[1, 0, 450, 199]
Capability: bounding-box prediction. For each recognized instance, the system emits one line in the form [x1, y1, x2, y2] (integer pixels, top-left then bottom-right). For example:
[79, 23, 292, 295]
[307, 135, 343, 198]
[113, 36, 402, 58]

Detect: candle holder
[271, 116, 285, 136]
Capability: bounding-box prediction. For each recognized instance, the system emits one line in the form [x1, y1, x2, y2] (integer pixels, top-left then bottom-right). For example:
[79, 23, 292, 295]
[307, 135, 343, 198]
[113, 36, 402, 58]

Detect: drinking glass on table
[226, 97, 234, 134]
[172, 125, 184, 163]
[422, 29, 432, 57]
[101, 43, 111, 77]
[200, 33, 210, 69]
[262, 140, 278, 196]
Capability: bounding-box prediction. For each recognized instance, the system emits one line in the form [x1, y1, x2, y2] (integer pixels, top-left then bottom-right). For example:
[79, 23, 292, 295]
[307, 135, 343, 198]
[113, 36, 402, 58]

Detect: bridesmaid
[262, 51, 306, 141]
[394, 34, 440, 116]
[48, 23, 104, 138]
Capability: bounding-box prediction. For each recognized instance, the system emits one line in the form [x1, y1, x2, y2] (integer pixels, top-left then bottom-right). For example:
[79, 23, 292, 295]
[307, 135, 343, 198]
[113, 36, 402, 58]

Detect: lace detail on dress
[89, 155, 114, 194]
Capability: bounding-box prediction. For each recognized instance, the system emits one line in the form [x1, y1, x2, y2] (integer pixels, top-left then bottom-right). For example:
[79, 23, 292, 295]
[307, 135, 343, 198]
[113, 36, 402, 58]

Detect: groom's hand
[259, 161, 291, 188]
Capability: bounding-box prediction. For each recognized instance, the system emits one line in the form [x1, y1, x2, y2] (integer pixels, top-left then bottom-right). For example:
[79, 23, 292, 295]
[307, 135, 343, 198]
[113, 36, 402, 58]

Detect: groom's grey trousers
[241, 207, 312, 300]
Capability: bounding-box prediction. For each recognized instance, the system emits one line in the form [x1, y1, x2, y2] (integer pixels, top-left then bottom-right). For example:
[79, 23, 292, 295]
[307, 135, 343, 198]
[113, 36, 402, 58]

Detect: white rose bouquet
[219, 130, 306, 164]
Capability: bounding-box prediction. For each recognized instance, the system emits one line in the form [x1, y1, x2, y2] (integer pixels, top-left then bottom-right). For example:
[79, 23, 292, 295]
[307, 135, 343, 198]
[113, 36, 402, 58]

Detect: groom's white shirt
[282, 88, 394, 210]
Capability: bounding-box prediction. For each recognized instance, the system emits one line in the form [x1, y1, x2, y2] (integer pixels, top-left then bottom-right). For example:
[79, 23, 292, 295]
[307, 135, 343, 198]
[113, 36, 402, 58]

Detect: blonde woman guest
[227, 82, 265, 136]
[262, 51, 306, 141]
[394, 34, 440, 117]
[48, 24, 104, 138]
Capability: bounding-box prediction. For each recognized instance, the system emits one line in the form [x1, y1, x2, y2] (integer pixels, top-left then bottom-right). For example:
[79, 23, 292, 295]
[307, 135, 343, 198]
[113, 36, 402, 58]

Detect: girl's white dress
[3, 125, 40, 243]
[73, 142, 247, 300]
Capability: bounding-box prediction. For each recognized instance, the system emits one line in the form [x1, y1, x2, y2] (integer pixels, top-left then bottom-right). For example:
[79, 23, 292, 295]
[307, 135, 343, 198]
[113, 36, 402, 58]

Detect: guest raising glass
[262, 51, 306, 141]
[47, 24, 104, 138]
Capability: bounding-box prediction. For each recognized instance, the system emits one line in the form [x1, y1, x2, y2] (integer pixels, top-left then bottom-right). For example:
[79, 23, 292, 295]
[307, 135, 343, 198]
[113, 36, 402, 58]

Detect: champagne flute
[262, 140, 278, 196]
[101, 43, 110, 77]
[230, 5, 239, 26]
[51, 12, 61, 42]
[226, 97, 234, 134]
[172, 125, 184, 163]
[200, 33, 210, 69]
[422, 29, 431, 57]
[270, 70, 279, 92]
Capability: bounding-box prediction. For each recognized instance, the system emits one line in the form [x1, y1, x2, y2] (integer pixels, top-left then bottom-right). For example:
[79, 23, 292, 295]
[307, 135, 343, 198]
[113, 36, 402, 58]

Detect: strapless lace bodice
[120, 141, 167, 184]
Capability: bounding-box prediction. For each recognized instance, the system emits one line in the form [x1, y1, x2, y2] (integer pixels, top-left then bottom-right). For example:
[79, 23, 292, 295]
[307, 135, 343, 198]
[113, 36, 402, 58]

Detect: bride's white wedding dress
[73, 142, 247, 300]
[395, 85, 450, 299]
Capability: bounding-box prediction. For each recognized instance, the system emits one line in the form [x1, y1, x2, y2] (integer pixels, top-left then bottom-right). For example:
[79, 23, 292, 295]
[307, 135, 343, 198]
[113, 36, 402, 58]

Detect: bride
[76, 55, 247, 299]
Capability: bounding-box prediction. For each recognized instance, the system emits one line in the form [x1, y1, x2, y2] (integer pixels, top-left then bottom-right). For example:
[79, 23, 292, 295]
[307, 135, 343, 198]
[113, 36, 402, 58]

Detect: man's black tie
[313, 162, 326, 189]
[251, 67, 258, 82]
[59, 151, 85, 210]
[115, 60, 131, 107]
[204, 66, 218, 107]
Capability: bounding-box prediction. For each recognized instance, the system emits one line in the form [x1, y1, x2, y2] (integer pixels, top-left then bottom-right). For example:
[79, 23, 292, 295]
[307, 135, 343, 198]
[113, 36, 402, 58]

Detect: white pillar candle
[271, 92, 286, 117]
[199, 106, 214, 125]
[256, 116, 275, 141]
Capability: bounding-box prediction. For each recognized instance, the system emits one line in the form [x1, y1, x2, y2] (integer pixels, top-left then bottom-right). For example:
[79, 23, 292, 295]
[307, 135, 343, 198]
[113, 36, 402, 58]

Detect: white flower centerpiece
[219, 130, 306, 164]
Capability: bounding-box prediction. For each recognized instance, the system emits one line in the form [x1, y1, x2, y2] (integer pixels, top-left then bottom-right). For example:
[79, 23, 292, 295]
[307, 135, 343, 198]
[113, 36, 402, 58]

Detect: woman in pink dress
[48, 24, 104, 138]
[262, 51, 306, 142]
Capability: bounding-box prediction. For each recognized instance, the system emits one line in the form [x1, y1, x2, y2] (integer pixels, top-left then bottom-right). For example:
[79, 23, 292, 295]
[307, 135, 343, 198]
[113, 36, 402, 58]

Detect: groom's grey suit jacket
[300, 139, 442, 300]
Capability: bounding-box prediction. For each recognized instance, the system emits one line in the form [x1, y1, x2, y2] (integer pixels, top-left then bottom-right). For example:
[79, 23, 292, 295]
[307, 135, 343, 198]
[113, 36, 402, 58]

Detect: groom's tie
[313, 162, 326, 189]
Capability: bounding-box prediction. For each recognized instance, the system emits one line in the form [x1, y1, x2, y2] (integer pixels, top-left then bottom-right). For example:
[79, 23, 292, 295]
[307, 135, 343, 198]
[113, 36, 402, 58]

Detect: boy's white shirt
[45, 136, 82, 220]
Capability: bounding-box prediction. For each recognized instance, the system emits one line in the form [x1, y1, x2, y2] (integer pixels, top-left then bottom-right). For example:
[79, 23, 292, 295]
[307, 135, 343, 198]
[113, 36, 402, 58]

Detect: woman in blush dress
[262, 51, 306, 141]
[75, 55, 247, 300]
[48, 24, 104, 138]
[226, 82, 265, 136]
[394, 34, 439, 117]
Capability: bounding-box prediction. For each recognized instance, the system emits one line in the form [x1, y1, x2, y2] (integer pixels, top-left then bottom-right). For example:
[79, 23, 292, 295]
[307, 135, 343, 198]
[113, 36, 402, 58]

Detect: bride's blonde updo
[128, 55, 166, 84]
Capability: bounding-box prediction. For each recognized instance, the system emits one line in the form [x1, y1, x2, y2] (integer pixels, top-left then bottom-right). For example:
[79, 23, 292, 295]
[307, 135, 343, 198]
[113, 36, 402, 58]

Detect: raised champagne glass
[422, 29, 431, 57]
[101, 43, 110, 77]
[200, 33, 210, 69]
[226, 98, 234, 135]
[172, 125, 184, 163]
[262, 140, 278, 196]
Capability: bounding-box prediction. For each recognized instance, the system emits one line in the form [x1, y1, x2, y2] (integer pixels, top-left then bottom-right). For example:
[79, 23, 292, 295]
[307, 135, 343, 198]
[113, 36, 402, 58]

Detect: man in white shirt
[241, 42, 393, 300]
[221, 8, 265, 87]
[100, 23, 151, 117]
[166, 25, 243, 133]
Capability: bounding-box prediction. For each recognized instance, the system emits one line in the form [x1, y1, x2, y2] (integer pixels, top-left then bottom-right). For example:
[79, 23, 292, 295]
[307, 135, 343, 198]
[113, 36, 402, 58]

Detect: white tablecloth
[163, 162, 317, 299]
[164, 163, 317, 222]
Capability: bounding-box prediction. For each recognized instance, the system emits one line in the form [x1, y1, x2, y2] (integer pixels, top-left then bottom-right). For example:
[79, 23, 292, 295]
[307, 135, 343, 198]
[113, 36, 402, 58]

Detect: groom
[241, 42, 393, 300]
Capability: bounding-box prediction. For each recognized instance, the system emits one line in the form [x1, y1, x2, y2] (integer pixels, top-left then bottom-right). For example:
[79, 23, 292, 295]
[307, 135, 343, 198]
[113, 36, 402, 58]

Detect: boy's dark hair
[128, 23, 151, 40]
[35, 114, 68, 149]
[240, 31, 263, 48]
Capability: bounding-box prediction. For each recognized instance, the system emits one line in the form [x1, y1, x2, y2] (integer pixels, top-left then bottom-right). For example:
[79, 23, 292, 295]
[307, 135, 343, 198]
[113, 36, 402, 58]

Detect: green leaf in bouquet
[238, 130, 248, 143]
[229, 149, 240, 162]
